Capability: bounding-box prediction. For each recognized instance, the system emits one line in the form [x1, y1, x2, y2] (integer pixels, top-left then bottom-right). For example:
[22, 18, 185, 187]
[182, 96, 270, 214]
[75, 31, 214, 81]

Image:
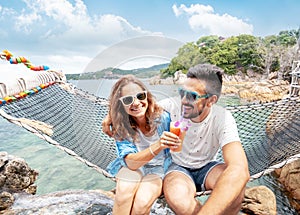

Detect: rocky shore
[149, 71, 293, 103]
[3, 151, 300, 214]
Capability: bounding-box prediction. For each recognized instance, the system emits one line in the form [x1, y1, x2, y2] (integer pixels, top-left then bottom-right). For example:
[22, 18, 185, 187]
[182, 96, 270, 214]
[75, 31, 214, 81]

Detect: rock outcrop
[0, 151, 38, 210]
[0, 151, 282, 214]
[273, 159, 300, 214]
[242, 186, 277, 215]
[224, 79, 290, 103]
[2, 190, 115, 215]
[150, 72, 292, 103]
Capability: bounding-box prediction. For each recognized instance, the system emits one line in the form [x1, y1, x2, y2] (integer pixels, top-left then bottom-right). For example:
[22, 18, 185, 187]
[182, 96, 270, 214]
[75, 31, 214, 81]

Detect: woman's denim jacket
[106, 111, 172, 177]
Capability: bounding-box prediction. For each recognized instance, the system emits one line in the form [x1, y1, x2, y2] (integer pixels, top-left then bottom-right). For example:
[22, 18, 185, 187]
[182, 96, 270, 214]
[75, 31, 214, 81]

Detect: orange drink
[170, 122, 181, 136]
[170, 122, 185, 152]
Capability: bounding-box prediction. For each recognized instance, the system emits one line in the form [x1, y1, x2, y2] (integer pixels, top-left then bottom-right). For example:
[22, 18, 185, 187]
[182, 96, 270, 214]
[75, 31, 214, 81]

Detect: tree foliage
[161, 28, 300, 80]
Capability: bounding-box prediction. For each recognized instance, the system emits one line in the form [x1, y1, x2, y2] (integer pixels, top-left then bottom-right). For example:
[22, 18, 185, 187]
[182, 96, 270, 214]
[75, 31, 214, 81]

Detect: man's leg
[222, 187, 245, 215]
[203, 163, 226, 190]
[131, 174, 163, 215]
[205, 164, 245, 215]
[163, 171, 201, 215]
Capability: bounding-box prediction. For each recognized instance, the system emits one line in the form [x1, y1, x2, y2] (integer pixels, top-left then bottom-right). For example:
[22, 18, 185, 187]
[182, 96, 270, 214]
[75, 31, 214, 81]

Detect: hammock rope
[1, 51, 300, 197]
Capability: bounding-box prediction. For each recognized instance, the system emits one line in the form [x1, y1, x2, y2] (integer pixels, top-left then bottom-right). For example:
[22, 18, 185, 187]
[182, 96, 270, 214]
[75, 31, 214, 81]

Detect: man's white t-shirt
[158, 97, 240, 169]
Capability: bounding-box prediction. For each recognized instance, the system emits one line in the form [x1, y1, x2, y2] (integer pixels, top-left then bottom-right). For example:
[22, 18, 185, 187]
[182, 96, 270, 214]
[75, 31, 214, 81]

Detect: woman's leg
[131, 174, 162, 215]
[113, 167, 142, 215]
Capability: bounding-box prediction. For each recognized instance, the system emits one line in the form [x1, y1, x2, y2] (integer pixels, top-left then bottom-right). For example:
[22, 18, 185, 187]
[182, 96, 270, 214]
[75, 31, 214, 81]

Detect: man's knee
[164, 172, 194, 193]
[163, 172, 199, 214]
[163, 173, 185, 200]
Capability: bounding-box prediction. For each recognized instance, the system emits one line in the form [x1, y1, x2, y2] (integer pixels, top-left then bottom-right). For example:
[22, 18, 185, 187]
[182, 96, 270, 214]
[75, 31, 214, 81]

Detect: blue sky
[1, 0, 300, 74]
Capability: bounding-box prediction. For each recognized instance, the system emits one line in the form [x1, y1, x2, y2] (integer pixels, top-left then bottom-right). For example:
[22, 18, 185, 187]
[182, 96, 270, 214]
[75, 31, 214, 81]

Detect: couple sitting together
[102, 63, 250, 215]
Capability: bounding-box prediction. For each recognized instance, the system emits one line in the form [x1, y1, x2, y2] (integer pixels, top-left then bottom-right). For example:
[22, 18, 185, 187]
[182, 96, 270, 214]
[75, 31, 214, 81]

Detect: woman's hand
[102, 114, 113, 137]
[159, 131, 181, 151]
[148, 131, 180, 157]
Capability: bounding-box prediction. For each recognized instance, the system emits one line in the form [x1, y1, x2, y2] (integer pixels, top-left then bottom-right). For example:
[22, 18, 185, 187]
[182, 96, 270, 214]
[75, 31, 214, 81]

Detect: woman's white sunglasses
[119, 91, 147, 106]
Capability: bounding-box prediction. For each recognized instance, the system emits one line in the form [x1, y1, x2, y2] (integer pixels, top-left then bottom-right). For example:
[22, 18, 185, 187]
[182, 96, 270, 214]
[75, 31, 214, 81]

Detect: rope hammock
[1, 51, 300, 197]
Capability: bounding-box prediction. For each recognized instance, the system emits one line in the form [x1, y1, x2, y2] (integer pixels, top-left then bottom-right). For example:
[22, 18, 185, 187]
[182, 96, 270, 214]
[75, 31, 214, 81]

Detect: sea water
[0, 79, 296, 214]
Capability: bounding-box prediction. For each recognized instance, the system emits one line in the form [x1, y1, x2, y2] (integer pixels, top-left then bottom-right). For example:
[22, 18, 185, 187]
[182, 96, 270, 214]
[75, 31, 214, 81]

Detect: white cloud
[0, 0, 168, 75]
[15, 12, 42, 34]
[172, 4, 253, 37]
[10, 0, 157, 52]
[0, 51, 91, 75]
[173, 4, 214, 17]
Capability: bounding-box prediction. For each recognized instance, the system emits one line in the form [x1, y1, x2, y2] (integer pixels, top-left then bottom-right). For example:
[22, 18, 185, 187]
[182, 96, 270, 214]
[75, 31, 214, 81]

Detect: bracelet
[149, 146, 157, 156]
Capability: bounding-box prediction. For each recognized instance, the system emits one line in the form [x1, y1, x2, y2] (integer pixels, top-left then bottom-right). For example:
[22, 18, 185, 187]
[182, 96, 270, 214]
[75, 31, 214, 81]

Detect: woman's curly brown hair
[108, 75, 163, 142]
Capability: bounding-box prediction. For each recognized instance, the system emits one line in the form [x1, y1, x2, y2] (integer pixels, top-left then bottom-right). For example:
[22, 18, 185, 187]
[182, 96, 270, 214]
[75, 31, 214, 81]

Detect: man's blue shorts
[165, 161, 223, 191]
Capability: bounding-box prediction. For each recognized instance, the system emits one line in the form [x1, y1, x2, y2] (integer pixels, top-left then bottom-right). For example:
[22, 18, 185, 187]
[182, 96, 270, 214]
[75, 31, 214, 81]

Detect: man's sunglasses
[119, 91, 147, 106]
[178, 88, 209, 101]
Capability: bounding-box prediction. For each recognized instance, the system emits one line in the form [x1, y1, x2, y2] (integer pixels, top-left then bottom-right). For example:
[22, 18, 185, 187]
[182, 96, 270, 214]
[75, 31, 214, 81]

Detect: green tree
[209, 36, 239, 74]
[197, 35, 222, 63]
[196, 35, 221, 49]
[161, 42, 206, 77]
[236, 34, 263, 72]
[160, 58, 186, 78]
[161, 28, 300, 79]
[277, 30, 298, 46]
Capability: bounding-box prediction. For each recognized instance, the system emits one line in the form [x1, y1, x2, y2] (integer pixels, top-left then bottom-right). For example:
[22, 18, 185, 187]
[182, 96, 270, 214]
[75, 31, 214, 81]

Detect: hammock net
[1, 81, 299, 178]
[1, 51, 300, 207]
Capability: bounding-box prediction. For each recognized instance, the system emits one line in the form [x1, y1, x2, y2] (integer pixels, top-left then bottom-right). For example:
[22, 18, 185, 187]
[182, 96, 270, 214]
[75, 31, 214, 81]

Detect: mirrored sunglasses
[178, 87, 209, 101]
[119, 91, 147, 106]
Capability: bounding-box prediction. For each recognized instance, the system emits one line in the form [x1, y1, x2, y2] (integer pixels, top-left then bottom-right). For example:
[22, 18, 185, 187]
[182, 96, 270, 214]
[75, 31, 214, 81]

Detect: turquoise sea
[0, 79, 296, 214]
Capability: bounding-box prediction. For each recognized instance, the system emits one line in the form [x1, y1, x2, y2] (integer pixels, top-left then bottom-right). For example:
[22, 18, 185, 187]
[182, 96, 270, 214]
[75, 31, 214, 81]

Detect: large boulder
[241, 186, 277, 215]
[3, 190, 115, 214]
[274, 159, 300, 213]
[0, 151, 38, 210]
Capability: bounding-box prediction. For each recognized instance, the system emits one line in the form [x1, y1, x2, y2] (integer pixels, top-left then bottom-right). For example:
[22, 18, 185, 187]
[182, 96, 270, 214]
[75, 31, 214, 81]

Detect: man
[102, 63, 250, 215]
[159, 64, 249, 215]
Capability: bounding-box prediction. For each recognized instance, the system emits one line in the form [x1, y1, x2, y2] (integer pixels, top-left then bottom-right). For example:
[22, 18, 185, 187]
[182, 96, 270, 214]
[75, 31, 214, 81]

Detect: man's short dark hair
[187, 64, 224, 100]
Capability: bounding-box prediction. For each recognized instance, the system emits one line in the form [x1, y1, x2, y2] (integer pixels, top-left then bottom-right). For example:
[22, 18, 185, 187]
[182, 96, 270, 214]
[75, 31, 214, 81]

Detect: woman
[104, 75, 179, 215]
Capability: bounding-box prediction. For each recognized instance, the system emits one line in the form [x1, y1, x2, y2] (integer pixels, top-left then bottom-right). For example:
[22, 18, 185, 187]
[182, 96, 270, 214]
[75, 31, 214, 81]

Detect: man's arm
[199, 141, 250, 214]
[102, 114, 113, 137]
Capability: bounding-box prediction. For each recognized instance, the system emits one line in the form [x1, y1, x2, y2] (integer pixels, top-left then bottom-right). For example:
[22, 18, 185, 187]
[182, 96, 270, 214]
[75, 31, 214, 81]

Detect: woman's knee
[116, 179, 140, 198]
[115, 168, 142, 193]
[114, 176, 142, 204]
[132, 176, 162, 213]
